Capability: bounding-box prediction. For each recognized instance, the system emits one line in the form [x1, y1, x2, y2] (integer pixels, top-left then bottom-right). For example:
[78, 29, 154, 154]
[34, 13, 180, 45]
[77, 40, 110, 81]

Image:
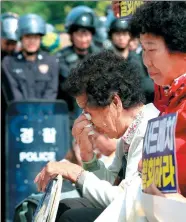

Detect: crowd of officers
[1, 5, 154, 148]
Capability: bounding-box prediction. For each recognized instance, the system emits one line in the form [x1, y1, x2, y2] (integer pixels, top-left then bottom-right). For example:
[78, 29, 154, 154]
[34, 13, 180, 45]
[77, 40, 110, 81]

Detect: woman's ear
[112, 94, 123, 114]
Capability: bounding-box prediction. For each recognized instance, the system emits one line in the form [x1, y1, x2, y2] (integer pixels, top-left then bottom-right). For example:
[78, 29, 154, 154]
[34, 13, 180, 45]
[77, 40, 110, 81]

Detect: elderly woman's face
[140, 33, 186, 86]
[76, 94, 123, 139]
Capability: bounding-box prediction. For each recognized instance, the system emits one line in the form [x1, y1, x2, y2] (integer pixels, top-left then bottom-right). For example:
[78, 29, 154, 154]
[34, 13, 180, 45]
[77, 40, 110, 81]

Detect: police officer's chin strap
[23, 50, 39, 57]
[74, 46, 89, 55]
[114, 44, 126, 52]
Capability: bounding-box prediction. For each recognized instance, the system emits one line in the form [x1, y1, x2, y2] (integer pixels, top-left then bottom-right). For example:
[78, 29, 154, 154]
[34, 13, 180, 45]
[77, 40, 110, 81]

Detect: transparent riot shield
[5, 100, 70, 221]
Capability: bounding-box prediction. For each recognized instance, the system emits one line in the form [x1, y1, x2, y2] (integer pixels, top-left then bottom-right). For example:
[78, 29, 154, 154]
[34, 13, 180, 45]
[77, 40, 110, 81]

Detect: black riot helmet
[1, 12, 19, 41]
[65, 6, 96, 34]
[108, 18, 130, 38]
[17, 13, 46, 39]
[94, 16, 108, 44]
[46, 23, 56, 34]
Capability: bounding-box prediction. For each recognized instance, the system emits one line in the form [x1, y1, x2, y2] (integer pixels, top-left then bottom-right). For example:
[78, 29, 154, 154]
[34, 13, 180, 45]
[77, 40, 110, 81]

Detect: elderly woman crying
[34, 50, 159, 222]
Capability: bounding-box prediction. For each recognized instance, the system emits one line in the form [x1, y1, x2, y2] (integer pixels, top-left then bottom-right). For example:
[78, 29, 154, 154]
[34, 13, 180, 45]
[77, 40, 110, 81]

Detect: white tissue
[88, 131, 95, 136]
[59, 159, 69, 163]
[84, 113, 92, 121]
[85, 123, 95, 135]
[84, 124, 93, 128]
[82, 110, 94, 134]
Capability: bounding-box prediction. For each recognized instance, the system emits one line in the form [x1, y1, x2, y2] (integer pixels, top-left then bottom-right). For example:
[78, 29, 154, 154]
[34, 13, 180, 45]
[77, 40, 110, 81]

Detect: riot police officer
[94, 16, 112, 49]
[1, 13, 19, 156]
[57, 6, 100, 112]
[1, 12, 19, 110]
[2, 13, 59, 103]
[108, 18, 154, 103]
[1, 12, 19, 61]
[1, 13, 20, 205]
[108, 18, 132, 58]
[57, 6, 99, 79]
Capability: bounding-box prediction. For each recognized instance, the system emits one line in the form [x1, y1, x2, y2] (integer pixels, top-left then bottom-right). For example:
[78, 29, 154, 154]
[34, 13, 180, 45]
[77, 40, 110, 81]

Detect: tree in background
[2, 1, 111, 32]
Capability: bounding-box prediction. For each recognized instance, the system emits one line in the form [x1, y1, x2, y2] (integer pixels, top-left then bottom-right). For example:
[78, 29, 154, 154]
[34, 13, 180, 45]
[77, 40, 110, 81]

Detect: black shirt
[2, 51, 59, 103]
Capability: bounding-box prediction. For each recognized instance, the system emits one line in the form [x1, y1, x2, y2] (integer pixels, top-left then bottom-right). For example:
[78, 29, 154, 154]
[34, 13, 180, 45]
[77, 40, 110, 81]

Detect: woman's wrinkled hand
[144, 183, 186, 203]
[34, 161, 83, 192]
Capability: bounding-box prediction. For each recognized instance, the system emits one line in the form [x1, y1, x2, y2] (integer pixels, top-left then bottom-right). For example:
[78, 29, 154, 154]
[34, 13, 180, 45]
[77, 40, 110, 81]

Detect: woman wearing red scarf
[113, 1, 186, 201]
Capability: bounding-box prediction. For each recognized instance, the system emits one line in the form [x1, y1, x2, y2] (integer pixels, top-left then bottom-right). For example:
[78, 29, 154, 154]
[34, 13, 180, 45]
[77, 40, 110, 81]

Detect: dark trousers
[55, 197, 104, 222]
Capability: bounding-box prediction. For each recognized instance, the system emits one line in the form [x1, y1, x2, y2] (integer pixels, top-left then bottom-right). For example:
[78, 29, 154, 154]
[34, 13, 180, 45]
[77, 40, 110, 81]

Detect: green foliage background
[2, 1, 111, 32]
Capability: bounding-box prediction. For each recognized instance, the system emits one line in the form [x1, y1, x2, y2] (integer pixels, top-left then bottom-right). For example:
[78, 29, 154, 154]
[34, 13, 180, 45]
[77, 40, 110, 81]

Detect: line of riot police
[1, 5, 154, 151]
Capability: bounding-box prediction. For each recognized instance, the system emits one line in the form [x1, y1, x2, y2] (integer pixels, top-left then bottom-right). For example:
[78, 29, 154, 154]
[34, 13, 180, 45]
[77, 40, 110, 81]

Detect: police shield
[5, 100, 70, 221]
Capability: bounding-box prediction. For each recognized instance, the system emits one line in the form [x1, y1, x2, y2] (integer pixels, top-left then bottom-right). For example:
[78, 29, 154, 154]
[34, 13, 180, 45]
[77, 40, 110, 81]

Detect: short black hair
[130, 2, 186, 53]
[63, 50, 146, 109]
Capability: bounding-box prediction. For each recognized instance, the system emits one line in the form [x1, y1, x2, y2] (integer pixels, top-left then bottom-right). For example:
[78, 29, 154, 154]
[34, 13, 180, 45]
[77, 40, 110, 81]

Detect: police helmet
[94, 16, 108, 44]
[17, 14, 46, 39]
[65, 6, 96, 34]
[46, 23, 56, 34]
[1, 12, 19, 41]
[108, 18, 130, 38]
